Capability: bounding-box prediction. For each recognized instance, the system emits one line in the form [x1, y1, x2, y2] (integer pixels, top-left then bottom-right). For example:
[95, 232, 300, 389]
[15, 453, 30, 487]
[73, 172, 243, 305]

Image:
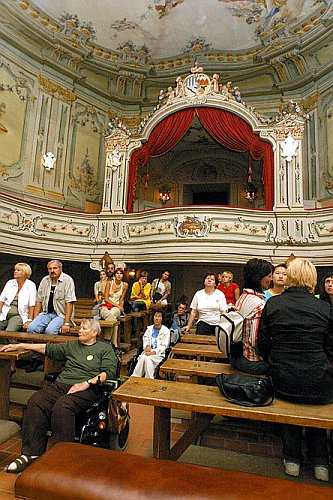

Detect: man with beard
[27, 260, 76, 335]
[106, 261, 115, 280]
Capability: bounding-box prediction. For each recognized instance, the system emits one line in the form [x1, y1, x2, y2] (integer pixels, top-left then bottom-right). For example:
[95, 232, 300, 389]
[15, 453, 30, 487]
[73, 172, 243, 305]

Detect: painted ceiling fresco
[32, 0, 327, 59]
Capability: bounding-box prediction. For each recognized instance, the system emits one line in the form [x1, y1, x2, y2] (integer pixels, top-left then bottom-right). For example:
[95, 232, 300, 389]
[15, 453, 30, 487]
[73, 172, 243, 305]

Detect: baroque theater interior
[0, 0, 332, 297]
[0, 1, 332, 301]
[0, 0, 333, 494]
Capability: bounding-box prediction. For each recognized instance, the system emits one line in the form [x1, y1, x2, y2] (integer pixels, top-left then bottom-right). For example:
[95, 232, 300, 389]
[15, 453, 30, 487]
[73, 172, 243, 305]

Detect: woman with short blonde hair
[0, 263, 36, 331]
[15, 262, 32, 279]
[0, 263, 37, 372]
[286, 258, 317, 293]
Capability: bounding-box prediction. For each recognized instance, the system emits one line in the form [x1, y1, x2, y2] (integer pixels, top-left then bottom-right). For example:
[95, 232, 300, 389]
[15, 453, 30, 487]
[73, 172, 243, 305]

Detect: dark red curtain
[196, 108, 274, 210]
[127, 109, 195, 211]
[127, 107, 274, 211]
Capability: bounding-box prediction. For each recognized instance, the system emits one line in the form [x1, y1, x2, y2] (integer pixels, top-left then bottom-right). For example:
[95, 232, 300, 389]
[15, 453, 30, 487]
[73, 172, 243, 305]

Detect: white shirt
[190, 288, 227, 326]
[0, 279, 37, 323]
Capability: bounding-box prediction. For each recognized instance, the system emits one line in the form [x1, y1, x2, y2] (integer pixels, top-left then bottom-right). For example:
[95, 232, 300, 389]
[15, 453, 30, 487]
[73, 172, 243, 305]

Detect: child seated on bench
[131, 310, 170, 379]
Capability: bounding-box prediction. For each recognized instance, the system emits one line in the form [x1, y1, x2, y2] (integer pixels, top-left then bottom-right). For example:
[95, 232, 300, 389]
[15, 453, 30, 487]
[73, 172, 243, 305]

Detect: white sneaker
[314, 466, 329, 482]
[283, 460, 300, 477]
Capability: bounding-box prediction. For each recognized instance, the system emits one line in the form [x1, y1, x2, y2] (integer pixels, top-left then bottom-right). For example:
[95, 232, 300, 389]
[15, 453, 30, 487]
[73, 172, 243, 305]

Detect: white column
[101, 132, 131, 213]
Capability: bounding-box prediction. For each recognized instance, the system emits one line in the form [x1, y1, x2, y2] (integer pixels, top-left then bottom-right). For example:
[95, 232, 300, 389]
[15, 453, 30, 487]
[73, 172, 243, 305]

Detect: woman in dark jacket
[258, 258, 333, 482]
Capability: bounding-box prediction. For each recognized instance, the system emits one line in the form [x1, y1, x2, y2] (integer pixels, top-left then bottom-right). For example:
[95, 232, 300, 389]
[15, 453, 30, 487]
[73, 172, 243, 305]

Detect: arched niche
[103, 67, 306, 214]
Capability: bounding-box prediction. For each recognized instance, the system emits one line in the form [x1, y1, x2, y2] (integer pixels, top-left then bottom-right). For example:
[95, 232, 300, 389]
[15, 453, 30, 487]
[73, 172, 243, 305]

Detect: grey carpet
[10, 388, 36, 406]
[144, 443, 332, 485]
[181, 445, 333, 485]
[0, 420, 21, 445]
[11, 368, 44, 388]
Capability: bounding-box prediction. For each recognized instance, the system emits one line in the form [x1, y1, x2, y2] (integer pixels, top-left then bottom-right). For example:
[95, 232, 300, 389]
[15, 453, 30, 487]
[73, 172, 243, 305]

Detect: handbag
[123, 299, 132, 315]
[216, 373, 274, 407]
[152, 278, 163, 303]
[108, 399, 130, 434]
[152, 292, 163, 303]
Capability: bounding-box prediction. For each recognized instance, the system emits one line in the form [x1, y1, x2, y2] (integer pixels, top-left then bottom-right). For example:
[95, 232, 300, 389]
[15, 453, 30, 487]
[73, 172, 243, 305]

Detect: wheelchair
[127, 344, 171, 379]
[75, 377, 130, 451]
[46, 345, 130, 452]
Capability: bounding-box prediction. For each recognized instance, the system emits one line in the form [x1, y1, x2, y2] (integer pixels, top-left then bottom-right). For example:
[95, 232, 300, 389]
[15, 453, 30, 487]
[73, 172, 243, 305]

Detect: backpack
[169, 328, 181, 346]
[215, 309, 244, 358]
[216, 292, 264, 358]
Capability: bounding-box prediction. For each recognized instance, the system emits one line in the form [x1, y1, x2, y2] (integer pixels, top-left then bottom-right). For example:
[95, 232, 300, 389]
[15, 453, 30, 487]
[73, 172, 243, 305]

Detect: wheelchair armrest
[44, 372, 61, 383]
[103, 377, 128, 392]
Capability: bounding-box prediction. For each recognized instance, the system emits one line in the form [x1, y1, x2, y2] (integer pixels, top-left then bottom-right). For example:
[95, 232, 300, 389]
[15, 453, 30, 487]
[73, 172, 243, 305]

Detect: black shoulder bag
[152, 278, 163, 303]
[216, 373, 274, 407]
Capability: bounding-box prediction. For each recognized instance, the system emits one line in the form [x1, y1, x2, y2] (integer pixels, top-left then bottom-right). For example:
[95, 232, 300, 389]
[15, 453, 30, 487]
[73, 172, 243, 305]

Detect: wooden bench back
[0, 331, 77, 343]
[181, 334, 216, 345]
[160, 358, 234, 379]
[171, 343, 226, 360]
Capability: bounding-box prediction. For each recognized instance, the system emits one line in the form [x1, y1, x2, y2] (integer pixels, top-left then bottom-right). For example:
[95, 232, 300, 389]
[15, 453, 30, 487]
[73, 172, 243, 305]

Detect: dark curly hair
[153, 309, 166, 325]
[243, 258, 273, 292]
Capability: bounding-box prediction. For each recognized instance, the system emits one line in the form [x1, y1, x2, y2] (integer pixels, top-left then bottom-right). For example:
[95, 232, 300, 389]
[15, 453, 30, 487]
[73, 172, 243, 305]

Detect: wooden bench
[14, 442, 333, 500]
[71, 320, 121, 346]
[113, 377, 333, 460]
[132, 310, 149, 331]
[181, 334, 216, 345]
[0, 331, 77, 343]
[0, 349, 32, 419]
[147, 303, 167, 322]
[0, 331, 79, 375]
[160, 358, 235, 382]
[170, 343, 227, 360]
[76, 298, 94, 304]
[118, 314, 133, 345]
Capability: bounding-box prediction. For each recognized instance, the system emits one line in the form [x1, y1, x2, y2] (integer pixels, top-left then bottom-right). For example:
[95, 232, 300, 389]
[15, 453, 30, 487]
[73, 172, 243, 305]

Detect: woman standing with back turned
[258, 258, 333, 482]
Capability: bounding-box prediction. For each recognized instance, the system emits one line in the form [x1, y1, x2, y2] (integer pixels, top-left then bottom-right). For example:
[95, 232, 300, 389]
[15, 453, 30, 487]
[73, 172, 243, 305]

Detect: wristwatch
[64, 322, 70, 326]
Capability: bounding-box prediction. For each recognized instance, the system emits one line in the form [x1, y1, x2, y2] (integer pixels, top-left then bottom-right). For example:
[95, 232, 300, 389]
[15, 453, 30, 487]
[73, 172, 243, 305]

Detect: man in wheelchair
[0, 318, 118, 474]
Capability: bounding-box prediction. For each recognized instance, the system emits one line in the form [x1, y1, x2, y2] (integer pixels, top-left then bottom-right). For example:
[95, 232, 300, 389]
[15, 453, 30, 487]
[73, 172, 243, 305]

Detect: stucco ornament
[107, 149, 122, 171]
[42, 152, 56, 171]
[280, 134, 298, 162]
[174, 215, 210, 238]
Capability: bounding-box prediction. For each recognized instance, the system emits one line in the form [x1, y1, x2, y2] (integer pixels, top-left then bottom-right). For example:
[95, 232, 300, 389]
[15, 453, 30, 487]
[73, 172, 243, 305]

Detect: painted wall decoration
[174, 215, 210, 238]
[0, 66, 31, 172]
[32, 0, 327, 59]
[70, 150, 100, 197]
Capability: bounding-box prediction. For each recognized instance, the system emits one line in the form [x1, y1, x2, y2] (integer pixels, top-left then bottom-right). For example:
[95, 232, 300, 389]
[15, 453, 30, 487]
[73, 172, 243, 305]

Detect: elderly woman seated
[131, 310, 170, 379]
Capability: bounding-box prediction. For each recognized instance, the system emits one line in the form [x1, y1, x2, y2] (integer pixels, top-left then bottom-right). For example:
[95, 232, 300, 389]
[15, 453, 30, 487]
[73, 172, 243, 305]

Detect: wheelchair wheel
[108, 419, 130, 451]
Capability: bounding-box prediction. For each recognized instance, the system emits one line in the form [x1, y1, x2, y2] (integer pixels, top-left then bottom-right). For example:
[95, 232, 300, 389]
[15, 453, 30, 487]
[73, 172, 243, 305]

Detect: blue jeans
[131, 301, 147, 334]
[27, 313, 64, 335]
